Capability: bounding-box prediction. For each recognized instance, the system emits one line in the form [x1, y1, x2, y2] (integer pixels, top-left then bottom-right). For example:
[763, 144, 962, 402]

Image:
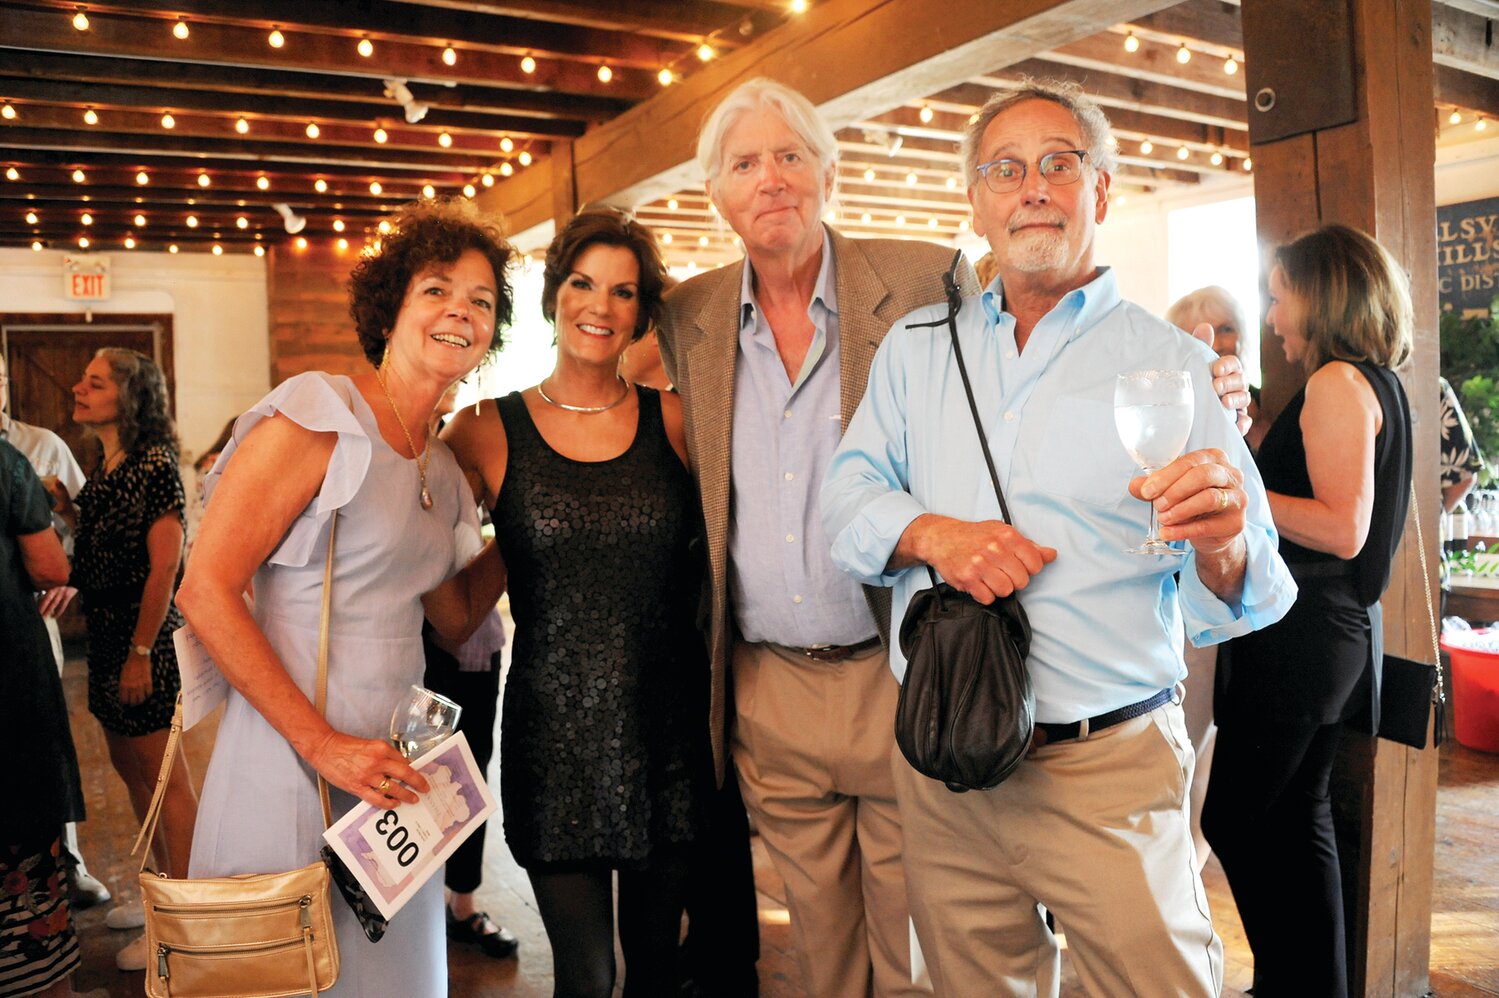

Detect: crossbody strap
[904, 250, 1013, 589]
[1407, 481, 1445, 708]
[133, 510, 340, 869]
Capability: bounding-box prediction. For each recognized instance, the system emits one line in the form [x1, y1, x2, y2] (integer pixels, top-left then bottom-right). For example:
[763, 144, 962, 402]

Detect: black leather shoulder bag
[895, 251, 1036, 793]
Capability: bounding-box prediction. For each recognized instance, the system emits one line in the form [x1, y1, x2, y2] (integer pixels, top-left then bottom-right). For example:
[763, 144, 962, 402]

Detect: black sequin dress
[494, 387, 709, 869]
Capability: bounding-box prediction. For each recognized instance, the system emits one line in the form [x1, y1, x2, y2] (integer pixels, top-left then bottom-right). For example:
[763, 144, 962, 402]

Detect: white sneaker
[105, 903, 145, 930]
[116, 934, 148, 972]
[70, 870, 112, 910]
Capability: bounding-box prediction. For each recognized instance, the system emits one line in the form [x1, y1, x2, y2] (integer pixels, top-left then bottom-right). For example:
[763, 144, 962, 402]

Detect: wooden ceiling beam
[1433, 2, 1499, 81]
[0, 51, 632, 122]
[483, 0, 1186, 247]
[1127, 0, 1243, 50]
[0, 78, 586, 138]
[385, 0, 780, 44]
[1045, 31, 1247, 99]
[971, 58, 1248, 130]
[1435, 64, 1499, 116]
[1, 151, 474, 186]
[0, 5, 661, 101]
[33, 0, 694, 70]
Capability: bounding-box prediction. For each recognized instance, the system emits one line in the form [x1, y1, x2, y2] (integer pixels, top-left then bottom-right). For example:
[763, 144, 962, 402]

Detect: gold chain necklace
[374, 369, 433, 510]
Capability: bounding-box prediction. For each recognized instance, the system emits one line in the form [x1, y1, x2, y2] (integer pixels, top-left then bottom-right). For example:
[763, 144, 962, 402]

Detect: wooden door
[2, 313, 175, 477]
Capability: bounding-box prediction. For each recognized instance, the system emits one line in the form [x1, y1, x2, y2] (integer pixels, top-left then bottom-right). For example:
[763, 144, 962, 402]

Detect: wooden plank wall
[1242, 0, 1440, 995]
[266, 242, 367, 385]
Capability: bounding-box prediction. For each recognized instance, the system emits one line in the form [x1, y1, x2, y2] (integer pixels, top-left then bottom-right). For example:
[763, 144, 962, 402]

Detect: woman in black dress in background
[1203, 225, 1414, 997]
[53, 348, 198, 971]
[442, 206, 709, 998]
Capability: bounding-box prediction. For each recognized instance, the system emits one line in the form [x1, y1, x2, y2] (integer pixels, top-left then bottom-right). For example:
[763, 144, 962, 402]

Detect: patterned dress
[72, 442, 185, 736]
[494, 387, 711, 869]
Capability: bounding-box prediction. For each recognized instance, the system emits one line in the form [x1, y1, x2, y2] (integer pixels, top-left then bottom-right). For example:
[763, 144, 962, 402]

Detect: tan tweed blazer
[659, 226, 979, 780]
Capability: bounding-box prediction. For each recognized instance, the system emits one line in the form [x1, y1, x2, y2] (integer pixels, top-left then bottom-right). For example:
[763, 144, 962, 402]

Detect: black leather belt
[1032, 688, 1174, 747]
[787, 637, 882, 663]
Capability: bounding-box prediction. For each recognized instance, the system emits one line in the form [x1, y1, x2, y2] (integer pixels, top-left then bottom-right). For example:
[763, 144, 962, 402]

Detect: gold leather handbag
[133, 513, 343, 997]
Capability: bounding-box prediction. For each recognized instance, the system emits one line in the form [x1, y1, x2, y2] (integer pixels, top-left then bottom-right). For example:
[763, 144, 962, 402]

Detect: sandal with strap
[446, 908, 520, 959]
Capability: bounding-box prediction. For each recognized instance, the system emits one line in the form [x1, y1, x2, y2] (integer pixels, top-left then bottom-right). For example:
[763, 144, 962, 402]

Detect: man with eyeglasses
[0, 352, 112, 910]
[821, 80, 1295, 996]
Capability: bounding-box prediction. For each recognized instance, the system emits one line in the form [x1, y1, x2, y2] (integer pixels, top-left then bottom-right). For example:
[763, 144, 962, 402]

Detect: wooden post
[551, 139, 578, 233]
[1241, 1, 1440, 995]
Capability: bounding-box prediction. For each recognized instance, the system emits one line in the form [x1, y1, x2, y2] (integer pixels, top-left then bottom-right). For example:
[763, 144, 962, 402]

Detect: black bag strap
[904, 250, 1013, 589]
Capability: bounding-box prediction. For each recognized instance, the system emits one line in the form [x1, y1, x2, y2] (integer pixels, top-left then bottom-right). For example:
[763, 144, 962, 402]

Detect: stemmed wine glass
[389, 685, 462, 759]
[1115, 369, 1195, 556]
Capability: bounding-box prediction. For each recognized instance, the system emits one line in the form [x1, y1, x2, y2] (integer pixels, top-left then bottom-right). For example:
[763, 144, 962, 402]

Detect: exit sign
[63, 254, 111, 300]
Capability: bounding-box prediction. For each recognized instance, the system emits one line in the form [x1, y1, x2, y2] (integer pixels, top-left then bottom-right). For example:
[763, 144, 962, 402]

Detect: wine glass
[1115, 369, 1195, 556]
[388, 685, 462, 759]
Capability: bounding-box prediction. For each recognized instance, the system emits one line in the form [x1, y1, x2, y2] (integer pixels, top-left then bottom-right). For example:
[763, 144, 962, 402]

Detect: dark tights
[529, 850, 692, 998]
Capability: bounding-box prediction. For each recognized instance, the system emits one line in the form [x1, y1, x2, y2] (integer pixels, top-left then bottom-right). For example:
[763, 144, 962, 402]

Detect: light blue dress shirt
[729, 231, 879, 647]
[821, 268, 1296, 722]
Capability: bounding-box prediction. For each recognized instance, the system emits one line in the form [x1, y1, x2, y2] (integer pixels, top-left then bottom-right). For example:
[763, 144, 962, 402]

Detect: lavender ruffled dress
[189, 372, 476, 996]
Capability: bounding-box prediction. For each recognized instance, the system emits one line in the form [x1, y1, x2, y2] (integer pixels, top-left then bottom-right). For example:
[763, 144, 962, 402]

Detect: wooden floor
[59, 649, 1499, 997]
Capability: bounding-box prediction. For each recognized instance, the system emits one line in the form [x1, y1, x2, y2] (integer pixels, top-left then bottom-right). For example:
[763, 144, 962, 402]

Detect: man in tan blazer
[658, 78, 977, 998]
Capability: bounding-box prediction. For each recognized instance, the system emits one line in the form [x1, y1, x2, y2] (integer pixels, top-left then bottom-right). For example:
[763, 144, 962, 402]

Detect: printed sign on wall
[62, 253, 111, 301]
[1438, 196, 1499, 316]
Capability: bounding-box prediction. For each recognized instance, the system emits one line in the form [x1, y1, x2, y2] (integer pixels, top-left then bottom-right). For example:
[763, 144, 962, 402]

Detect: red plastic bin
[1441, 629, 1499, 754]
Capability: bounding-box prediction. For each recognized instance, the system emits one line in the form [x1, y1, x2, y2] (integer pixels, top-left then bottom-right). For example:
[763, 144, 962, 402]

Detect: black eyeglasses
[974, 149, 1089, 194]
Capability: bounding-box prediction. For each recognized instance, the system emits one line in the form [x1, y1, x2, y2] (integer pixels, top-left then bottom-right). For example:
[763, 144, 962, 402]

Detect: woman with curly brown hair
[50, 347, 199, 972]
[176, 198, 515, 996]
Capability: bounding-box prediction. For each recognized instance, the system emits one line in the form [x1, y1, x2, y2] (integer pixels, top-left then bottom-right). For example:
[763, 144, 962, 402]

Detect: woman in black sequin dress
[444, 207, 709, 998]
[53, 348, 199, 969]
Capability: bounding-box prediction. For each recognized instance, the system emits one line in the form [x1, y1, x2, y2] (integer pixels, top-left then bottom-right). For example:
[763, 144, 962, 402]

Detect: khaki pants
[893, 700, 1223, 998]
[732, 640, 925, 998]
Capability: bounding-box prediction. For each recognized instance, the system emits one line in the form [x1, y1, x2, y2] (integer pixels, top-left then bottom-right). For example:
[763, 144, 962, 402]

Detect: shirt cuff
[1180, 527, 1297, 647]
[829, 490, 929, 587]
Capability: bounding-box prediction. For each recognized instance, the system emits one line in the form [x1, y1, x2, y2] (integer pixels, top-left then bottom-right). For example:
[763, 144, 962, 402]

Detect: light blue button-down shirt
[729, 231, 879, 647]
[821, 268, 1296, 722]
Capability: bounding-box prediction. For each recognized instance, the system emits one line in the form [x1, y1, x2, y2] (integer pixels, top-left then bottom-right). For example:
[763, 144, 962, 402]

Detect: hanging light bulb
[25, 211, 38, 224]
[5, 167, 19, 181]
[373, 127, 388, 143]
[1123, 31, 1140, 53]
[697, 43, 715, 61]
[161, 112, 176, 129]
[198, 172, 211, 187]
[1, 104, 15, 120]
[518, 150, 532, 166]
[1210, 151, 1224, 166]
[499, 161, 514, 177]
[1176, 43, 1191, 64]
[928, 216, 939, 229]
[185, 214, 199, 228]
[169, 243, 179, 253]
[212, 243, 223, 255]
[1224, 56, 1239, 75]
[377, 220, 391, 234]
[257, 176, 270, 191]
[422, 183, 436, 199]
[667, 197, 678, 210]
[332, 218, 345, 232]
[1449, 109, 1463, 126]
[906, 171, 918, 185]
[1243, 158, 1253, 171]
[136, 170, 149, 185]
[661, 232, 673, 244]
[462, 183, 476, 198]
[597, 65, 613, 83]
[1139, 139, 1154, 155]
[305, 122, 320, 138]
[314, 178, 328, 193]
[1176, 147, 1189, 160]
[72, 169, 86, 183]
[1478, 118, 1489, 132]
[863, 167, 875, 182]
[698, 235, 709, 247]
[919, 105, 934, 124]
[357, 37, 374, 58]
[369, 181, 382, 195]
[895, 214, 906, 227]
[125, 236, 136, 248]
[480, 173, 494, 187]
[134, 213, 146, 227]
[438, 131, 453, 148]
[236, 117, 250, 134]
[500, 136, 514, 153]
[520, 55, 536, 74]
[81, 212, 93, 226]
[442, 46, 457, 66]
[78, 236, 89, 248]
[31, 241, 42, 251]
[254, 245, 266, 257]
[295, 236, 307, 250]
[336, 238, 348, 251]
[658, 68, 674, 87]
[72, 7, 89, 31]
[789, 0, 808, 12]
[268, 28, 285, 48]
[945, 176, 957, 190]
[860, 212, 872, 225]
[83, 108, 98, 125]
[173, 17, 189, 39]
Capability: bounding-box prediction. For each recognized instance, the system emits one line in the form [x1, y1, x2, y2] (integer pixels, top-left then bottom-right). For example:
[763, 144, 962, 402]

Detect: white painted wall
[0, 247, 271, 460]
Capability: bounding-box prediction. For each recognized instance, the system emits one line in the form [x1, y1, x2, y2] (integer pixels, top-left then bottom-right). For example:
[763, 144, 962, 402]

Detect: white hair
[695, 78, 839, 182]
[960, 78, 1117, 189]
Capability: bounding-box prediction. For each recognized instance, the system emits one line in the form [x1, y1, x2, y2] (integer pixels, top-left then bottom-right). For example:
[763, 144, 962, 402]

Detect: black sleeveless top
[492, 387, 709, 868]
[1219, 360, 1412, 727]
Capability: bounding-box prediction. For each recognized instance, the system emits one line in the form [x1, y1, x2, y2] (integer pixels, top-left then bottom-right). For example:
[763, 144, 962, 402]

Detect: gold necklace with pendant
[375, 368, 433, 510]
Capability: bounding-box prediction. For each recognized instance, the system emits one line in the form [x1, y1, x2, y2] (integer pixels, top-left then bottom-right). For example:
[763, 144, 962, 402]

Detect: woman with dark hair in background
[442, 205, 711, 997]
[177, 197, 515, 996]
[51, 347, 198, 972]
[1203, 224, 1414, 997]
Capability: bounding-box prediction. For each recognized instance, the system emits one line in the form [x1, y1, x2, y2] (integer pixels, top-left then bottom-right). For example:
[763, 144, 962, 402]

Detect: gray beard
[1005, 228, 1069, 273]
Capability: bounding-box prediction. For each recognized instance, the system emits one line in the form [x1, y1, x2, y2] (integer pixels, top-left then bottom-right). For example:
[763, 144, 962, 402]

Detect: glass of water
[1115, 369, 1195, 556]
[388, 685, 461, 759]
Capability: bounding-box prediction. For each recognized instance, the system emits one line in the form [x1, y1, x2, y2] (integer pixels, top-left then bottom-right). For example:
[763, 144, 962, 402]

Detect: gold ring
[377, 777, 390, 795]
[1213, 488, 1230, 514]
